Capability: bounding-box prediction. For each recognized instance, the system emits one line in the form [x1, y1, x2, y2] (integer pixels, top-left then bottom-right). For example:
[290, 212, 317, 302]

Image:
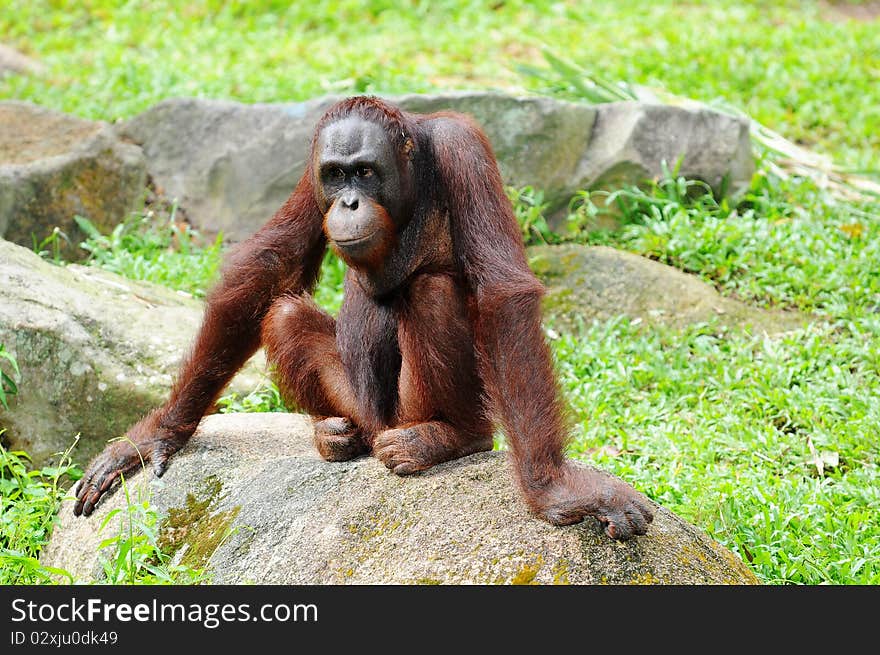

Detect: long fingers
[153, 450, 171, 478]
[73, 465, 121, 516]
[72, 447, 143, 516]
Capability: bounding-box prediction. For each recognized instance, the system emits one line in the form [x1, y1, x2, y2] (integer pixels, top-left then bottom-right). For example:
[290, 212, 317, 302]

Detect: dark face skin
[315, 117, 411, 265]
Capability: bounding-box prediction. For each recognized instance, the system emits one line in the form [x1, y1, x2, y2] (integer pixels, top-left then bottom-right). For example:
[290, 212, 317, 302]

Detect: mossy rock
[42, 413, 759, 585]
[0, 239, 266, 466]
[529, 243, 809, 334]
[0, 101, 146, 258]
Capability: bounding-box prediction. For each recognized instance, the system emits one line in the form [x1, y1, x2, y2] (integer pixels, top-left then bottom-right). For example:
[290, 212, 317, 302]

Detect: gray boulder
[119, 92, 752, 241]
[41, 412, 759, 585]
[582, 101, 753, 199]
[529, 243, 807, 333]
[396, 92, 597, 216]
[0, 240, 266, 466]
[399, 94, 753, 213]
[0, 102, 146, 258]
[118, 96, 337, 243]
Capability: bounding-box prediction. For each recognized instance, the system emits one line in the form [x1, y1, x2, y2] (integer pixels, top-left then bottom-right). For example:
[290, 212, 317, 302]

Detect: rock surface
[529, 243, 807, 333]
[584, 101, 753, 198]
[0, 240, 265, 466]
[41, 412, 759, 585]
[119, 92, 752, 241]
[0, 101, 146, 258]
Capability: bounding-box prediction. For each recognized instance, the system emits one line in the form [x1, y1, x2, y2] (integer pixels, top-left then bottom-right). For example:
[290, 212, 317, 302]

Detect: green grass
[1, 1, 878, 169]
[74, 211, 224, 298]
[553, 318, 880, 584]
[2, 0, 879, 585]
[0, 440, 80, 584]
[524, 149, 880, 583]
[0, 433, 211, 584]
[0, 344, 210, 584]
[580, 168, 880, 320]
[520, 164, 880, 584]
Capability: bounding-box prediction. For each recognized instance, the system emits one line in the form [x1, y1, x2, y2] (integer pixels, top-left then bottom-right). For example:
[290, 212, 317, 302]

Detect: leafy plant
[95, 473, 209, 585]
[313, 250, 347, 315]
[506, 185, 557, 245]
[0, 437, 81, 584]
[217, 379, 288, 414]
[565, 190, 607, 238]
[32, 226, 73, 263]
[517, 49, 640, 104]
[75, 211, 224, 298]
[577, 166, 880, 318]
[0, 343, 20, 410]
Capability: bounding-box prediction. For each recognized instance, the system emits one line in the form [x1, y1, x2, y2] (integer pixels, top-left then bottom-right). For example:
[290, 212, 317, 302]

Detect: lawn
[1, 0, 878, 584]
[2, 0, 878, 169]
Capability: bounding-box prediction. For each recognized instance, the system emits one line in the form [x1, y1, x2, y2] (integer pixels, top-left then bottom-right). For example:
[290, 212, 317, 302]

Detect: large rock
[397, 93, 598, 216]
[529, 243, 807, 333]
[0, 240, 265, 466]
[401, 94, 753, 214]
[41, 412, 759, 585]
[583, 101, 753, 200]
[119, 96, 335, 243]
[119, 93, 752, 241]
[0, 102, 146, 258]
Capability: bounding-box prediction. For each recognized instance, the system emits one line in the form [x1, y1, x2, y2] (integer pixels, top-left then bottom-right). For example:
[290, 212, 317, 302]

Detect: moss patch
[510, 555, 544, 585]
[348, 514, 403, 541]
[677, 541, 760, 585]
[551, 559, 571, 585]
[158, 474, 241, 569]
[628, 571, 662, 585]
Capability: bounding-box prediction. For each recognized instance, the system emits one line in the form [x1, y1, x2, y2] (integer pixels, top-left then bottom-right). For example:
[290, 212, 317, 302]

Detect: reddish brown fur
[74, 96, 654, 541]
[261, 294, 358, 420]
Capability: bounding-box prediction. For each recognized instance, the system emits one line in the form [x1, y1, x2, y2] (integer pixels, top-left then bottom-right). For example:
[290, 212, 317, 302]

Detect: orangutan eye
[323, 167, 345, 183]
[356, 166, 374, 179]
